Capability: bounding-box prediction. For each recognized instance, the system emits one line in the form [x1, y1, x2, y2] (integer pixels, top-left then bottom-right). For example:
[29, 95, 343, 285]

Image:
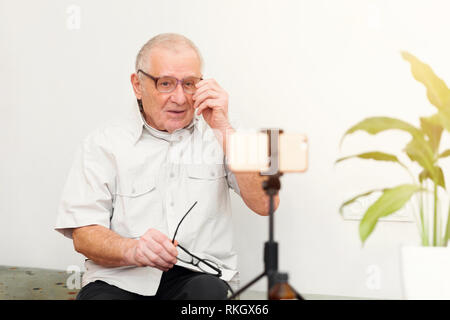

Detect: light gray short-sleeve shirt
[55, 105, 241, 296]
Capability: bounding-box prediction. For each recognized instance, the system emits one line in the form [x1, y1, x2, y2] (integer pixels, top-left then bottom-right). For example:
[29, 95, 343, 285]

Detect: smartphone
[226, 129, 308, 173]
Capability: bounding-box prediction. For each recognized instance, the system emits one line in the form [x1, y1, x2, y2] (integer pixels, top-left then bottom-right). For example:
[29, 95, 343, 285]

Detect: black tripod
[228, 129, 303, 300]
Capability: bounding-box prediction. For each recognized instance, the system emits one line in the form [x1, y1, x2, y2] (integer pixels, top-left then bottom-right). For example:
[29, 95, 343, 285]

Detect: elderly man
[55, 33, 279, 300]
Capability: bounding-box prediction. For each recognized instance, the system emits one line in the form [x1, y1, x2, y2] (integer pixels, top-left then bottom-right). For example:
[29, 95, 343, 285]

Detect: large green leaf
[436, 110, 450, 133]
[404, 137, 438, 182]
[420, 115, 443, 154]
[340, 117, 424, 147]
[336, 151, 405, 165]
[418, 167, 446, 189]
[439, 149, 450, 159]
[402, 51, 450, 133]
[360, 184, 424, 244]
[339, 188, 384, 216]
[401, 51, 450, 111]
[335, 151, 410, 176]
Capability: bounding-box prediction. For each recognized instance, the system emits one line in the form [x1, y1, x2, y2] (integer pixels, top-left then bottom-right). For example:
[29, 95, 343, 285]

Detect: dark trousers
[76, 265, 229, 300]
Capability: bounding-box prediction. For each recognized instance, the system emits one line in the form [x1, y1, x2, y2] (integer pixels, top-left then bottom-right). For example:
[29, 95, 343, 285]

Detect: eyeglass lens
[177, 246, 220, 276]
[156, 76, 200, 94]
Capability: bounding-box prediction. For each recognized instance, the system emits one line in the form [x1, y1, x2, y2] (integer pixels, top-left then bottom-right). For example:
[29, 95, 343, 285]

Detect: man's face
[132, 46, 202, 133]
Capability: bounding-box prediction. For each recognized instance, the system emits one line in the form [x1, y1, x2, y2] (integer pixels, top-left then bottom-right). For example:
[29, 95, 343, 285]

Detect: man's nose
[169, 82, 187, 105]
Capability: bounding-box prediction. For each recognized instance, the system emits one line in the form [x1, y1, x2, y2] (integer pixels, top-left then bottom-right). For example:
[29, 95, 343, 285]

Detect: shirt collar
[130, 104, 199, 144]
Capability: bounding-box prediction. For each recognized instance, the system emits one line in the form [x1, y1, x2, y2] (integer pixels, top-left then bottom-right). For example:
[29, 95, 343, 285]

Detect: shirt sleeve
[54, 130, 116, 239]
[224, 155, 241, 197]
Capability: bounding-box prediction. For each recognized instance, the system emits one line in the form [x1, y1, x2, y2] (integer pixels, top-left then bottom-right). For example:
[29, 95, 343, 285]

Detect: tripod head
[262, 174, 281, 195]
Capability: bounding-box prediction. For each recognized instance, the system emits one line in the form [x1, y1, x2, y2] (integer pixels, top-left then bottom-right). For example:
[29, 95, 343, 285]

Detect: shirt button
[178, 136, 183, 141]
[170, 201, 174, 207]
[210, 171, 215, 177]
[170, 172, 175, 178]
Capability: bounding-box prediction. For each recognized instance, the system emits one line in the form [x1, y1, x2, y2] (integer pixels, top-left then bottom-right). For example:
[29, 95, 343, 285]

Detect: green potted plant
[337, 51, 450, 299]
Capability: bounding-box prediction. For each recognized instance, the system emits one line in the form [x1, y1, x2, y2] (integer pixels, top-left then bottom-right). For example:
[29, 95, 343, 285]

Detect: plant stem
[433, 182, 438, 247]
[438, 206, 445, 247]
[444, 199, 450, 247]
[410, 168, 426, 246]
[438, 195, 442, 246]
[419, 184, 427, 246]
[425, 181, 430, 246]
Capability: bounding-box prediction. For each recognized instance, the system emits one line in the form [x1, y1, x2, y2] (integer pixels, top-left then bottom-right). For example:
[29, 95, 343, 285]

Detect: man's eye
[160, 81, 171, 87]
[184, 81, 194, 87]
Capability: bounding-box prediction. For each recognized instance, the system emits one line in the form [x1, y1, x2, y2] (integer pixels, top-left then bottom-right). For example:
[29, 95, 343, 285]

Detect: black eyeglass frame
[137, 69, 203, 94]
[176, 244, 222, 277]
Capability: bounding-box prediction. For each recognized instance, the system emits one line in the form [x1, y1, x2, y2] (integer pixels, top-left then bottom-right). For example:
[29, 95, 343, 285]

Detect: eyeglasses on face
[137, 69, 202, 94]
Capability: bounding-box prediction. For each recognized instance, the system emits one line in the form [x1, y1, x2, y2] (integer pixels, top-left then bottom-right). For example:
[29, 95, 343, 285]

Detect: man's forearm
[215, 126, 280, 216]
[234, 172, 280, 215]
[72, 225, 137, 267]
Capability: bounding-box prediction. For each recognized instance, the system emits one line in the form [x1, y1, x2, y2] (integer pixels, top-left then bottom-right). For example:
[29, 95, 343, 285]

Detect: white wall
[1, 0, 450, 299]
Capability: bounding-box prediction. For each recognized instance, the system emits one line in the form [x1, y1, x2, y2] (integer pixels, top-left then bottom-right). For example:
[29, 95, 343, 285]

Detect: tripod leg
[227, 271, 266, 300]
[289, 284, 304, 300]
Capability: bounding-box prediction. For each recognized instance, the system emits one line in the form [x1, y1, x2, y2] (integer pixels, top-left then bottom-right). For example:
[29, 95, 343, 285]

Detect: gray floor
[0, 265, 369, 300]
[239, 290, 373, 300]
[0, 265, 79, 300]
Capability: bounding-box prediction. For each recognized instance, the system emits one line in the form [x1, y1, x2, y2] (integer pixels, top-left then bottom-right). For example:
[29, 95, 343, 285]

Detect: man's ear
[130, 73, 143, 100]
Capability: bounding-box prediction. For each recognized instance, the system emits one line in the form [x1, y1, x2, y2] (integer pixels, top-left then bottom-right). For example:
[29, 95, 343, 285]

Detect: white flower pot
[401, 245, 450, 299]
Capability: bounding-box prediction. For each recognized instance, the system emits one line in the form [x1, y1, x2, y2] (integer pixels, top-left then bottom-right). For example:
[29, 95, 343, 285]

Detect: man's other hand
[124, 228, 178, 272]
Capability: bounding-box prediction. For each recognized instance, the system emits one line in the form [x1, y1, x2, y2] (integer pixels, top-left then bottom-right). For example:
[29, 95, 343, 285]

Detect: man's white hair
[135, 33, 203, 75]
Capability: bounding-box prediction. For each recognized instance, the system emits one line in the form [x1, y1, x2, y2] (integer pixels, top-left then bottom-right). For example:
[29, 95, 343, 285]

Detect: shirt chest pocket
[185, 164, 229, 220]
[114, 174, 163, 238]
[186, 164, 227, 180]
